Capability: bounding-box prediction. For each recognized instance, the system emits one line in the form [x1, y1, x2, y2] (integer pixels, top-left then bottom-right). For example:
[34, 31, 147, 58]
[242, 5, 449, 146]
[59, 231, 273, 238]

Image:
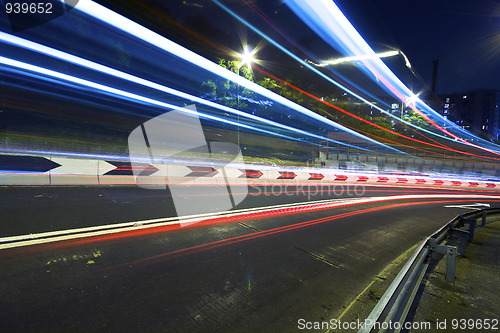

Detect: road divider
[1, 153, 500, 189]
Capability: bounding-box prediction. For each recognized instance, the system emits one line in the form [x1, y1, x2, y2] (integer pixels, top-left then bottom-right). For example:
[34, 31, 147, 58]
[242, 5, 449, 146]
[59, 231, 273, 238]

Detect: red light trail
[103, 198, 500, 269]
[3, 194, 498, 254]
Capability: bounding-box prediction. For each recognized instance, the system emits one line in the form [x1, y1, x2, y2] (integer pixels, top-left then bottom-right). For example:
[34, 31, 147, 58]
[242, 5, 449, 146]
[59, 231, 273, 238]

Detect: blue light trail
[0, 32, 370, 151]
[284, 0, 500, 154]
[69, 0, 405, 155]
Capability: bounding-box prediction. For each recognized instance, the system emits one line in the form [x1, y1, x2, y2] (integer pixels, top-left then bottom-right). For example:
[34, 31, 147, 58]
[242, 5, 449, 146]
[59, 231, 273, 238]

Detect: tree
[200, 58, 255, 110]
[402, 109, 428, 129]
[256, 77, 280, 93]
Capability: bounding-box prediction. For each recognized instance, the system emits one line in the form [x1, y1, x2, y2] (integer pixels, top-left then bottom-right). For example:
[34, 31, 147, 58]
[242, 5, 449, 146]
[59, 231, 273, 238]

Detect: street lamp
[240, 47, 255, 68]
[305, 48, 412, 70]
[403, 92, 421, 119]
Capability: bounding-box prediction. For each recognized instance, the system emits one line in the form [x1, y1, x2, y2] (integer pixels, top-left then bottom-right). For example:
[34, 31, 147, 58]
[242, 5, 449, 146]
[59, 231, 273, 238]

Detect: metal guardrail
[358, 208, 500, 333]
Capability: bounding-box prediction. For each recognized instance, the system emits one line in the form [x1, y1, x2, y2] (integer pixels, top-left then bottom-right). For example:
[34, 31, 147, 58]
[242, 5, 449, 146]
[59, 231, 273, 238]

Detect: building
[438, 90, 500, 141]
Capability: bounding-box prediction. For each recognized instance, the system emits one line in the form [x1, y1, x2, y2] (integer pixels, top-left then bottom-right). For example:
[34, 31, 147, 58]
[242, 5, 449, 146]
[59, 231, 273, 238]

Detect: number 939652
[5, 2, 53, 14]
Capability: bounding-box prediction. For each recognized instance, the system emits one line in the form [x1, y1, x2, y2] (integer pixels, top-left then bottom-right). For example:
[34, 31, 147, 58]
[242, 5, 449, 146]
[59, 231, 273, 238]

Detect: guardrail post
[449, 228, 469, 257]
[445, 246, 457, 283]
[459, 218, 476, 241]
[429, 238, 457, 283]
[465, 219, 476, 241]
[481, 211, 487, 227]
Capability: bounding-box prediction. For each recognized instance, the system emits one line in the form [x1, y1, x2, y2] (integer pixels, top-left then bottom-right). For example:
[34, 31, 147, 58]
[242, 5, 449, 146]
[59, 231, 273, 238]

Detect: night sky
[335, 0, 500, 94]
[158, 0, 499, 95]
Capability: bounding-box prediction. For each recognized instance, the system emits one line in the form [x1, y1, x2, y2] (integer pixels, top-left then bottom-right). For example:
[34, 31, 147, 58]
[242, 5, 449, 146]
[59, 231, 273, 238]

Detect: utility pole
[431, 59, 439, 95]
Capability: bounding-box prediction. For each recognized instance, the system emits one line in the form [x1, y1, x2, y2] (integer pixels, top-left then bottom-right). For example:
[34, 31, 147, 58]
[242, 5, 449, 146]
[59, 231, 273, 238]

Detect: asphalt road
[1, 185, 499, 332]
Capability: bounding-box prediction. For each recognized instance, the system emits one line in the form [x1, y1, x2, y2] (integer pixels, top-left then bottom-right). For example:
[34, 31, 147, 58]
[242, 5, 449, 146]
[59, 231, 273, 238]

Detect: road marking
[0, 197, 354, 243]
[444, 203, 491, 210]
[1, 194, 499, 250]
[0, 197, 359, 248]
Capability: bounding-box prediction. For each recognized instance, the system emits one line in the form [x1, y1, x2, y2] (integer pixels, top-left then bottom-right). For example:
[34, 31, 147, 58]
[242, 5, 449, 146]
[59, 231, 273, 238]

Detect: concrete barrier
[1, 153, 499, 190]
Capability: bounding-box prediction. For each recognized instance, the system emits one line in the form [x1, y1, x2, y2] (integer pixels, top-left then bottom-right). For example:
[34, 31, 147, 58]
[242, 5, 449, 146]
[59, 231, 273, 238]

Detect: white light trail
[0, 55, 375, 151]
[284, 0, 500, 155]
[0, 32, 368, 149]
[70, 0, 406, 154]
[0, 56, 293, 139]
[213, 0, 499, 154]
[307, 50, 400, 67]
[210, 0, 473, 148]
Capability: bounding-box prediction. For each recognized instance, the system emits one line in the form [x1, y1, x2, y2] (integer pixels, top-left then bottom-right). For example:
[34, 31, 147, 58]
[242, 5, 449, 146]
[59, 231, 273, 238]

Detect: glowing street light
[406, 93, 421, 107]
[400, 92, 421, 120]
[239, 46, 256, 69]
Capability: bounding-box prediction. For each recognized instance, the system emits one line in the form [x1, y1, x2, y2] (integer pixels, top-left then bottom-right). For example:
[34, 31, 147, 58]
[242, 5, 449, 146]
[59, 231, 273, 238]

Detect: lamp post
[237, 66, 241, 147]
[236, 46, 255, 147]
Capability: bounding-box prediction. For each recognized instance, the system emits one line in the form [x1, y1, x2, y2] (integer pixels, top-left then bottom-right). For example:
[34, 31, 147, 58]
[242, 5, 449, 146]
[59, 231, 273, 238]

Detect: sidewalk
[407, 218, 500, 332]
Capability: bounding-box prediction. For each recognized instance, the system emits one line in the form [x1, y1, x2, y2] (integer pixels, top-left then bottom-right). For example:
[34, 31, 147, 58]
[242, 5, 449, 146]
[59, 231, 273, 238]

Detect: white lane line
[444, 203, 491, 210]
[1, 197, 356, 241]
[0, 197, 355, 243]
[1, 194, 499, 250]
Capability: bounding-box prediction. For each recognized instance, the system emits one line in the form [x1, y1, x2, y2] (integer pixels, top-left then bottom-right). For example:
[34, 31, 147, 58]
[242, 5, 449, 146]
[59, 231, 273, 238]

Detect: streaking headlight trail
[284, 0, 500, 155]
[69, 0, 404, 154]
[0, 32, 368, 151]
[211, 0, 500, 157]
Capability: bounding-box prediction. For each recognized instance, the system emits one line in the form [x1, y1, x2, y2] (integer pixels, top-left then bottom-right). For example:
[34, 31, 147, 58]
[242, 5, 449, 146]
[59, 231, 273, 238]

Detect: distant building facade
[438, 90, 500, 141]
